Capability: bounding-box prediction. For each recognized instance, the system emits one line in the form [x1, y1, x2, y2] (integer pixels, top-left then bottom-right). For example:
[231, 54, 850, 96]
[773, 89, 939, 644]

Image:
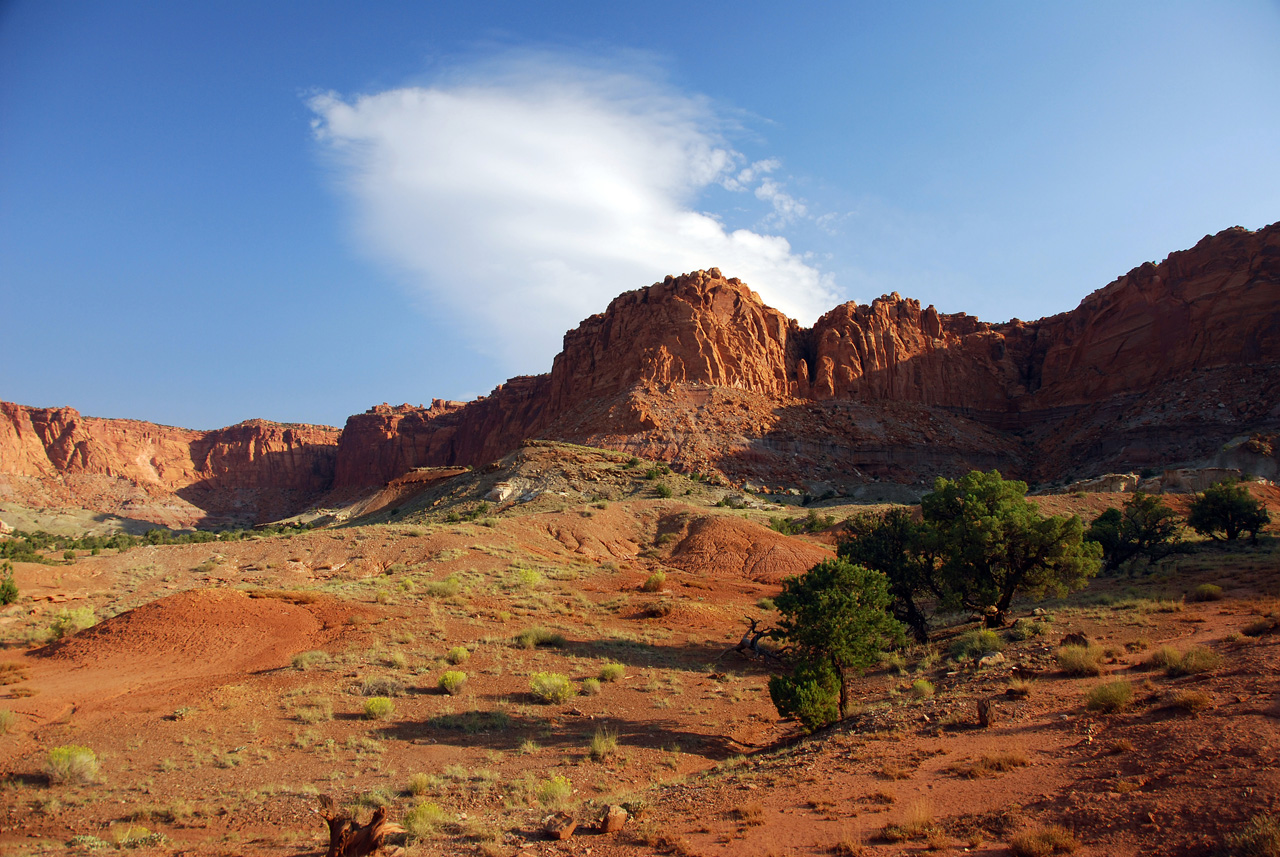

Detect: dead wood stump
[977, 698, 996, 728]
[317, 795, 402, 857]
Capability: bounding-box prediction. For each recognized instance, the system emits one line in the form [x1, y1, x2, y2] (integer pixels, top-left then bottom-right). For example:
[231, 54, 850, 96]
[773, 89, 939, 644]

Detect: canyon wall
[5, 222, 1277, 523]
[0, 403, 340, 526]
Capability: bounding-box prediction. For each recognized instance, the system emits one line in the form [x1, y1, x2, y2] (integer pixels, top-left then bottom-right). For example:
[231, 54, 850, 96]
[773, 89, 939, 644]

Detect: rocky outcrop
[0, 403, 340, 527]
[330, 223, 1280, 490]
[7, 223, 1278, 521]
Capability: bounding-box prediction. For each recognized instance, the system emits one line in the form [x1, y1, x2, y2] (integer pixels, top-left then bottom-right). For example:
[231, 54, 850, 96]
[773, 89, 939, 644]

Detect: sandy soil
[0, 487, 1277, 857]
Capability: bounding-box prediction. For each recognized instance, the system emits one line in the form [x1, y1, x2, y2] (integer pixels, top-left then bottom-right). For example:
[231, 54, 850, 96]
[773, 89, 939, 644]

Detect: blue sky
[3, 2, 1278, 429]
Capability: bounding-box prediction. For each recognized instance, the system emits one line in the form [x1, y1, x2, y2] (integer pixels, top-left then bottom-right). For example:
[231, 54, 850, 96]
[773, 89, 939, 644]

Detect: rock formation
[0, 402, 340, 527]
[4, 223, 1277, 525]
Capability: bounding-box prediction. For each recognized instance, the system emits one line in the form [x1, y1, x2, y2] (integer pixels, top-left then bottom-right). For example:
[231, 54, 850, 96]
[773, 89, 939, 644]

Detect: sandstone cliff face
[8, 223, 1278, 522]
[0, 403, 340, 527]
[329, 223, 1280, 491]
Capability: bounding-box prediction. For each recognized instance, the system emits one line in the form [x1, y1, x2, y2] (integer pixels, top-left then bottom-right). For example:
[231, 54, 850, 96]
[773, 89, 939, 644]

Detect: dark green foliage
[768, 559, 904, 729]
[838, 509, 937, 642]
[654, 483, 673, 499]
[922, 470, 1101, 624]
[770, 510, 837, 536]
[1187, 480, 1270, 542]
[1086, 492, 1182, 570]
[0, 560, 17, 605]
[0, 523, 308, 563]
[767, 661, 839, 732]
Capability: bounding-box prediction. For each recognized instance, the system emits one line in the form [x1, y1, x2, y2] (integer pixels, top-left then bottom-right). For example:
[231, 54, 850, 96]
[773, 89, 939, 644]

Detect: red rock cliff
[0, 402, 341, 526]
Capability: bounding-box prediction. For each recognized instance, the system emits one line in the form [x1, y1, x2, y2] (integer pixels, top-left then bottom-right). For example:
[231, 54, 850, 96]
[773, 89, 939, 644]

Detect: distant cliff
[5, 222, 1277, 525]
[0, 403, 340, 527]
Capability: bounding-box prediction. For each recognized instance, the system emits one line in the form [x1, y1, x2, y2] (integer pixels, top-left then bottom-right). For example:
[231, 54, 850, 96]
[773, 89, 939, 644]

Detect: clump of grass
[1242, 616, 1278, 637]
[1169, 689, 1214, 713]
[438, 671, 468, 695]
[1057, 644, 1105, 676]
[959, 752, 1029, 778]
[641, 571, 666, 592]
[1149, 645, 1222, 676]
[910, 679, 935, 699]
[582, 677, 602, 696]
[0, 710, 15, 735]
[1008, 618, 1048, 641]
[404, 801, 450, 840]
[425, 575, 462, 598]
[514, 627, 565, 649]
[530, 672, 575, 704]
[1009, 825, 1079, 856]
[363, 697, 395, 720]
[46, 745, 99, 784]
[1188, 583, 1224, 602]
[1167, 646, 1222, 676]
[1085, 680, 1133, 713]
[1007, 678, 1034, 698]
[589, 727, 619, 762]
[879, 799, 936, 842]
[292, 650, 330, 670]
[599, 662, 626, 682]
[294, 698, 333, 723]
[731, 801, 766, 826]
[445, 646, 470, 665]
[407, 773, 436, 796]
[361, 676, 405, 696]
[536, 775, 572, 809]
[756, 597, 776, 611]
[950, 629, 1003, 660]
[1225, 813, 1280, 857]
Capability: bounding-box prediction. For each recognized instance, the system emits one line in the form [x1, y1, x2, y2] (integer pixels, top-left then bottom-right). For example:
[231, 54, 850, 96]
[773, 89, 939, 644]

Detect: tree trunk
[318, 796, 397, 857]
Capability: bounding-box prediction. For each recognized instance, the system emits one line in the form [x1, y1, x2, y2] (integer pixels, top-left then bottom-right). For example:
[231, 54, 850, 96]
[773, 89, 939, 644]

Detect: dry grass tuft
[1009, 824, 1079, 856]
[1057, 644, 1105, 676]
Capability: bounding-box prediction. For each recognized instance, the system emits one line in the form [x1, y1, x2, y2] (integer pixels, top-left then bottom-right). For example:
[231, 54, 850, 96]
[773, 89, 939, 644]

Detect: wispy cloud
[309, 53, 836, 371]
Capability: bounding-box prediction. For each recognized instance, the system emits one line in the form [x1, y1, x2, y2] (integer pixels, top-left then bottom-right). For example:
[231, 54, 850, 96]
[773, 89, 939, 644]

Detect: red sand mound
[667, 514, 832, 582]
[43, 588, 352, 676]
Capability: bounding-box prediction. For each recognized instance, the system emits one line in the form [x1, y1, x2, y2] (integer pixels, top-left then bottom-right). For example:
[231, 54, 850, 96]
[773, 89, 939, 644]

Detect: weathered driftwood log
[317, 795, 403, 857]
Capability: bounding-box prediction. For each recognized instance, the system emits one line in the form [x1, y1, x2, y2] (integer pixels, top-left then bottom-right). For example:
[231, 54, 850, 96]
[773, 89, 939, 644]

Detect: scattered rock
[1060, 632, 1090, 648]
[543, 812, 576, 840]
[600, 805, 629, 833]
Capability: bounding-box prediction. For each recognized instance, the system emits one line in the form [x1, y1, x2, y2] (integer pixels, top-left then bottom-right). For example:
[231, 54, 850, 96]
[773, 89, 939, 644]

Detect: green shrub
[641, 571, 666, 592]
[363, 697, 395, 720]
[1146, 645, 1182, 669]
[425, 575, 462, 598]
[1188, 583, 1225, 602]
[598, 662, 625, 682]
[581, 677, 601, 696]
[46, 745, 99, 784]
[1188, 480, 1270, 542]
[530, 672, 575, 704]
[1225, 813, 1280, 857]
[654, 483, 673, 499]
[48, 606, 96, 640]
[536, 775, 573, 808]
[756, 597, 776, 611]
[514, 627, 565, 649]
[911, 679, 935, 699]
[950, 629, 1003, 660]
[292, 650, 330, 670]
[403, 801, 449, 840]
[1057, 644, 1105, 676]
[0, 562, 17, 605]
[445, 646, 470, 665]
[1085, 680, 1133, 712]
[1007, 618, 1047, 641]
[438, 671, 468, 696]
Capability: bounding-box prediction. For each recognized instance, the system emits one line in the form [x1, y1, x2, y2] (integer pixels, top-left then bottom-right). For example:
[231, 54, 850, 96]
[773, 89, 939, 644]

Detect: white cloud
[309, 54, 837, 372]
